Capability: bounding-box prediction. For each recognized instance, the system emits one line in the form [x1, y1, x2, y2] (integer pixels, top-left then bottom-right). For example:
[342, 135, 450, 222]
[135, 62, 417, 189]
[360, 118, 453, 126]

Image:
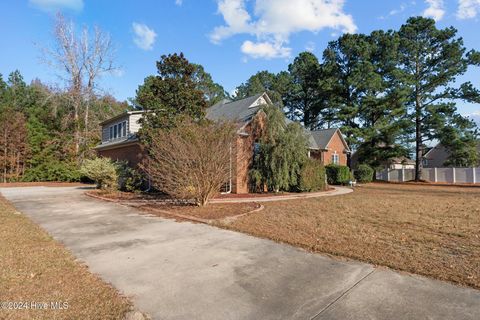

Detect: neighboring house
[383, 156, 415, 169]
[95, 93, 350, 193]
[423, 142, 480, 168]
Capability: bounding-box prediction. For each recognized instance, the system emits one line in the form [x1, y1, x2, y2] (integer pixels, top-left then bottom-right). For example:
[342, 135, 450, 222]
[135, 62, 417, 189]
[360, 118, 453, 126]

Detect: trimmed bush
[298, 159, 326, 192]
[80, 158, 119, 190]
[325, 164, 351, 185]
[116, 161, 146, 192]
[354, 164, 374, 183]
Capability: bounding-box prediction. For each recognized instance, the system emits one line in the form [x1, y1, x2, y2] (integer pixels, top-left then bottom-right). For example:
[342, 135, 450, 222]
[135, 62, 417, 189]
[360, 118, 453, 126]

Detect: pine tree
[398, 17, 480, 180]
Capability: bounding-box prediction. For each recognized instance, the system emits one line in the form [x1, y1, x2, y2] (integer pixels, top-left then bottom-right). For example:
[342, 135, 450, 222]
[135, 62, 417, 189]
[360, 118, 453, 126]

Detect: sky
[1, 0, 480, 124]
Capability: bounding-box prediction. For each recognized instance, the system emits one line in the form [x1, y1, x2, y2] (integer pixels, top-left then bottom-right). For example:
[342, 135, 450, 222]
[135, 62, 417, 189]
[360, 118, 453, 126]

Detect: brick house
[95, 93, 350, 193]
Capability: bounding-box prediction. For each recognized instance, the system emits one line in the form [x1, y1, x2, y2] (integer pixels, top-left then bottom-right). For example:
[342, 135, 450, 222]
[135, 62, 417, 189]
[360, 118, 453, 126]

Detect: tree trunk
[415, 92, 423, 181]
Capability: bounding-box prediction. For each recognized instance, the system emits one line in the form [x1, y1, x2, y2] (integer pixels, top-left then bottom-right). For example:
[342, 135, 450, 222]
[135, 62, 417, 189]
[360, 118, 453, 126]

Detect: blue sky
[1, 0, 479, 123]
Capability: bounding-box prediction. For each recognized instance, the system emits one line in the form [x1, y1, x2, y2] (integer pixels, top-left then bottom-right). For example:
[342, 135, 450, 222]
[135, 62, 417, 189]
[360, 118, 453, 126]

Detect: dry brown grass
[0, 195, 132, 320]
[221, 183, 480, 288]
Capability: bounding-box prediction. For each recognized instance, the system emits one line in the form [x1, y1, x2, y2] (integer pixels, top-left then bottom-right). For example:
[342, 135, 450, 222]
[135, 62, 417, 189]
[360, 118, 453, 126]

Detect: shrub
[116, 161, 146, 192]
[248, 169, 264, 193]
[298, 159, 326, 192]
[325, 164, 351, 185]
[80, 158, 118, 190]
[354, 164, 374, 183]
[250, 105, 309, 192]
[142, 120, 237, 206]
[23, 161, 82, 182]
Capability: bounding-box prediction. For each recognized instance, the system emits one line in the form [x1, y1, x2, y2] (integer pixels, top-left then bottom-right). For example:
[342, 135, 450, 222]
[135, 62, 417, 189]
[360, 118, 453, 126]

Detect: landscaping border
[84, 191, 265, 224]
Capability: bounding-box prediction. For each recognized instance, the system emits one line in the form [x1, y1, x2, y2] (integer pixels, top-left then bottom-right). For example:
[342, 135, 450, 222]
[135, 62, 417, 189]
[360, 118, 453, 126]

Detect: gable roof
[309, 128, 350, 151]
[206, 93, 271, 123]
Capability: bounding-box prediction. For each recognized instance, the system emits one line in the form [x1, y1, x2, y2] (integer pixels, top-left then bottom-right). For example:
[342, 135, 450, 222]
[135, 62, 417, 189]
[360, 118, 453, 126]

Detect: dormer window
[108, 121, 127, 141]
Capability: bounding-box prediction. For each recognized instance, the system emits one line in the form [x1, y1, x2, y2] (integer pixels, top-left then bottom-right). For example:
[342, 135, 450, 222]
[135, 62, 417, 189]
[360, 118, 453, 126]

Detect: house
[95, 93, 350, 193]
[94, 111, 144, 166]
[423, 142, 480, 168]
[383, 156, 415, 169]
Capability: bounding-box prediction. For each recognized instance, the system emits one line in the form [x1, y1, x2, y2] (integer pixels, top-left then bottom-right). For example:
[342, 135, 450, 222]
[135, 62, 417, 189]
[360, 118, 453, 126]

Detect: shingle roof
[308, 128, 340, 150]
[205, 93, 349, 151]
[206, 93, 265, 123]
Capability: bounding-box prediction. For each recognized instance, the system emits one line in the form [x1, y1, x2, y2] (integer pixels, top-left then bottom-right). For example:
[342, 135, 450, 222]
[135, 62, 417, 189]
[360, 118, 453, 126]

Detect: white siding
[101, 115, 129, 143]
[129, 113, 143, 133]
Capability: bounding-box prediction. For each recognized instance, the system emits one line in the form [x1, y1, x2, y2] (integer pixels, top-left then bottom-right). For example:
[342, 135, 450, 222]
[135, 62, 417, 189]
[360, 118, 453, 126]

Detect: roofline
[99, 110, 145, 126]
[322, 128, 351, 152]
[423, 143, 441, 158]
[94, 138, 140, 151]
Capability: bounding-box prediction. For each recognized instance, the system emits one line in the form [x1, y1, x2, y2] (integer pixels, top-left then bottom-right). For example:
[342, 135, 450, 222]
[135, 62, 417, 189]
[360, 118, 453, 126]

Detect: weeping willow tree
[250, 104, 309, 192]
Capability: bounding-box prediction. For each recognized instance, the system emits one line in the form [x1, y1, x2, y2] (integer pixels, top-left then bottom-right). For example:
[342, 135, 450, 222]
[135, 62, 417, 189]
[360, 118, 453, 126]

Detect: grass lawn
[219, 183, 480, 289]
[0, 195, 132, 320]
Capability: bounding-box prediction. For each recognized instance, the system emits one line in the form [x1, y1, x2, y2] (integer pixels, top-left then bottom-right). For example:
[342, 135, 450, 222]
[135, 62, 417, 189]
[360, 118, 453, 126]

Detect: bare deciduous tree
[41, 13, 116, 159]
[141, 121, 238, 206]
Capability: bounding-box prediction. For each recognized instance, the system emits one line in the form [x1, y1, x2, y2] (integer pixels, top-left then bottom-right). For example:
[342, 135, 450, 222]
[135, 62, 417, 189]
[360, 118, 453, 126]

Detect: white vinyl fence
[376, 167, 480, 184]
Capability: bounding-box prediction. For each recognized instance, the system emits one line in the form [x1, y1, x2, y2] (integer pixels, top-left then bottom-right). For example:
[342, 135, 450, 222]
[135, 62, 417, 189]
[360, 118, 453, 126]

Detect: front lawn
[219, 183, 480, 289]
[0, 195, 132, 319]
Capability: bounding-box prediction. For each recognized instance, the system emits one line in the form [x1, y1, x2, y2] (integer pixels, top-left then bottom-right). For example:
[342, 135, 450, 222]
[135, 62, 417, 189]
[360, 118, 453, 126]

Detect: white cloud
[175, 0, 183, 5]
[465, 110, 480, 126]
[423, 0, 445, 21]
[241, 40, 291, 59]
[210, 0, 356, 59]
[305, 41, 315, 52]
[29, 0, 84, 12]
[457, 0, 480, 19]
[132, 23, 157, 51]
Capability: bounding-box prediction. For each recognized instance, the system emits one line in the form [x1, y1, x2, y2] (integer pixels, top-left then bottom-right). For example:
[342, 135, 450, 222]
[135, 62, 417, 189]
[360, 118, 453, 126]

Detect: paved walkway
[1, 186, 479, 320]
[211, 186, 353, 203]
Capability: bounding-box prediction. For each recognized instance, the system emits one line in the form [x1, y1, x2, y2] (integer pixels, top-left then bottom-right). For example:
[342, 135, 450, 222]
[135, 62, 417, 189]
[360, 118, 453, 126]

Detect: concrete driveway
[1, 186, 479, 320]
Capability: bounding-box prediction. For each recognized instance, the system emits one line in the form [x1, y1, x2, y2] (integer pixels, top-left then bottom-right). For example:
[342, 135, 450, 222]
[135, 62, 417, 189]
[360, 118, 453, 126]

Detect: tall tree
[136, 53, 208, 135]
[235, 70, 291, 106]
[285, 52, 321, 129]
[192, 64, 228, 106]
[398, 17, 480, 180]
[42, 13, 116, 159]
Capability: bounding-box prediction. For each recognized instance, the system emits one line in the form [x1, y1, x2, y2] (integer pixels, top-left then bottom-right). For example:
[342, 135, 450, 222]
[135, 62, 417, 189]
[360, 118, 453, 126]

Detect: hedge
[354, 164, 374, 183]
[298, 159, 326, 192]
[325, 164, 351, 185]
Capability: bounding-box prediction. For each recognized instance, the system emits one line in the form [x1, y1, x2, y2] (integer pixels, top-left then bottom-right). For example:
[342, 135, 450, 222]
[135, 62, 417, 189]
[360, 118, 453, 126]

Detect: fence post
[386, 169, 390, 182]
[401, 168, 405, 182]
[452, 167, 456, 184]
[473, 167, 476, 184]
[434, 167, 437, 183]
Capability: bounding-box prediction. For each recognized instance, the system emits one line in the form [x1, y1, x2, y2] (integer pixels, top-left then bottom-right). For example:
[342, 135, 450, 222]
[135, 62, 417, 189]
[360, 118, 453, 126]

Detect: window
[332, 153, 339, 165]
[108, 120, 128, 141]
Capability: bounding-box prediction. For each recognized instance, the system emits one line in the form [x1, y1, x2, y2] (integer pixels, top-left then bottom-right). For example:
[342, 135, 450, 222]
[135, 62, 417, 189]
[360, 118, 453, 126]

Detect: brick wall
[97, 143, 145, 168]
[322, 132, 348, 166]
[231, 113, 266, 194]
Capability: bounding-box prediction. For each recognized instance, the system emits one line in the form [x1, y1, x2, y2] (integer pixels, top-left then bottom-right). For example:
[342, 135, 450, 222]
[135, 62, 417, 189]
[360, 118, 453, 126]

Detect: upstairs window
[108, 120, 128, 141]
[332, 153, 339, 165]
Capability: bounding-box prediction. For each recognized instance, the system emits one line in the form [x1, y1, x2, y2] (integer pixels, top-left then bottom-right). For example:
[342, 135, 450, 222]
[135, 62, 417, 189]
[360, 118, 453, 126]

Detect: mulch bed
[214, 187, 334, 199]
[86, 189, 262, 222]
